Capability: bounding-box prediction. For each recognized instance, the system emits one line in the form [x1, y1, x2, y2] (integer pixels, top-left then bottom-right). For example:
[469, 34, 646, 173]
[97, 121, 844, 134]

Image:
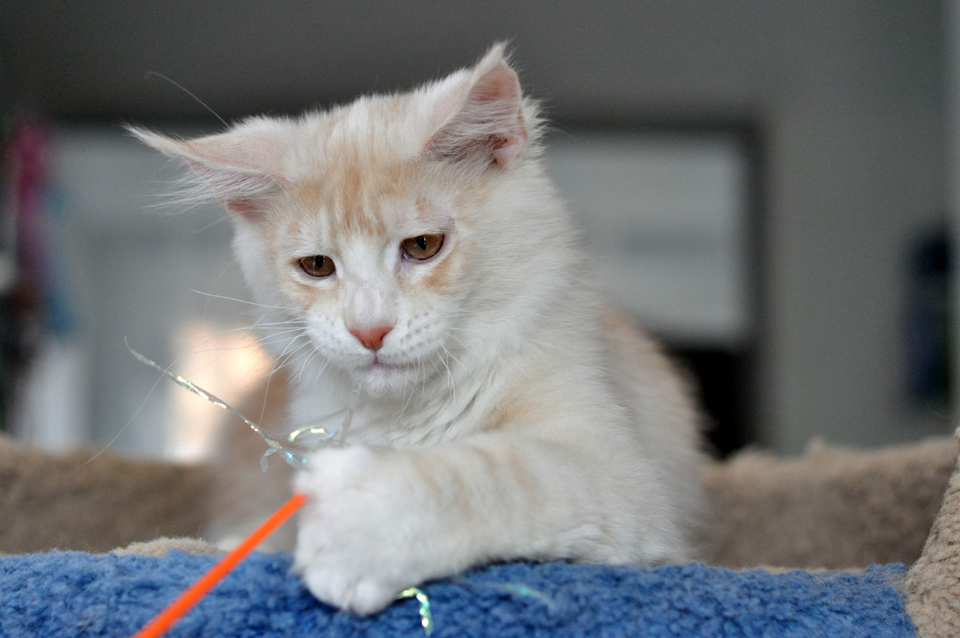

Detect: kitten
[133, 44, 704, 615]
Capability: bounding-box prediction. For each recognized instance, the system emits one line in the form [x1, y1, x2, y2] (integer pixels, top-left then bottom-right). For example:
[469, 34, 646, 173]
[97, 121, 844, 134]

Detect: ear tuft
[128, 121, 291, 218]
[423, 44, 529, 168]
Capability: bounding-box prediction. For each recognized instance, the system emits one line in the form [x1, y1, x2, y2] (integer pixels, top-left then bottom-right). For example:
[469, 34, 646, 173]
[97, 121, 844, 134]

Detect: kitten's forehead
[275, 93, 480, 244]
[282, 155, 453, 247]
[308, 94, 429, 167]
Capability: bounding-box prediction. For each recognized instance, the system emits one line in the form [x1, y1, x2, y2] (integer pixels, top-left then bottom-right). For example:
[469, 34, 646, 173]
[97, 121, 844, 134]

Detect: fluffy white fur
[134, 44, 703, 615]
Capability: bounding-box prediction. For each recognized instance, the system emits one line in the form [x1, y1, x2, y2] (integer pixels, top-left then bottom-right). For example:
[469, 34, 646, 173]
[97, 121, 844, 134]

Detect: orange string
[131, 493, 308, 638]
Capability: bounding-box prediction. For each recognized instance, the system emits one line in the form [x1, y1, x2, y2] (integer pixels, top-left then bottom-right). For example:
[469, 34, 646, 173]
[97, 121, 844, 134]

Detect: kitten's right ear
[423, 43, 529, 168]
[128, 121, 292, 218]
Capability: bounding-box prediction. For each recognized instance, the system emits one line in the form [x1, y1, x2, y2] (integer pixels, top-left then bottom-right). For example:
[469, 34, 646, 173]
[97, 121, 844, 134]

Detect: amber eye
[297, 255, 336, 278]
[402, 234, 445, 261]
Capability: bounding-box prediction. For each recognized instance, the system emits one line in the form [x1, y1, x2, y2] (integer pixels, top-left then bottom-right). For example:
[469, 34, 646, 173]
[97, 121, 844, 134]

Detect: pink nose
[350, 325, 393, 351]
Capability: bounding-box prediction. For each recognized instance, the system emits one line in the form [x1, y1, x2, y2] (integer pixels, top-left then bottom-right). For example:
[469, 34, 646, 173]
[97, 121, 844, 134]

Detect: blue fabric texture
[0, 551, 915, 638]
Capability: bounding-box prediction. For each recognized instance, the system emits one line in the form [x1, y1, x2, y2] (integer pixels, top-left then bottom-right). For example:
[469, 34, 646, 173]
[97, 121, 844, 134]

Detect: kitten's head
[134, 44, 570, 397]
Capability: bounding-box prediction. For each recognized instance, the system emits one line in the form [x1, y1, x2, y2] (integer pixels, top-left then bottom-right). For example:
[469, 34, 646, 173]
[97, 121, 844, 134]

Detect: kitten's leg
[293, 432, 685, 615]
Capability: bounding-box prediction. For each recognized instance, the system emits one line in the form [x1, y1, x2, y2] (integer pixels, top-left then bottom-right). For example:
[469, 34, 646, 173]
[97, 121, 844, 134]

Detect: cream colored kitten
[134, 44, 703, 615]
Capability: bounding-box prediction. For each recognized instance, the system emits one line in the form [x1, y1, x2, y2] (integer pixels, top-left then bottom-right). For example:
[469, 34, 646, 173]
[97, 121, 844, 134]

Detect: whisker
[254, 330, 311, 348]
[247, 343, 311, 386]
[440, 343, 467, 372]
[178, 327, 305, 355]
[420, 353, 428, 398]
[177, 323, 304, 357]
[184, 320, 306, 338]
[439, 351, 456, 405]
[144, 71, 229, 127]
[192, 213, 233, 234]
[294, 346, 323, 384]
[271, 336, 312, 370]
[278, 340, 313, 367]
[446, 333, 484, 360]
[427, 357, 451, 403]
[200, 260, 238, 323]
[310, 358, 331, 389]
[257, 356, 281, 425]
[188, 289, 296, 312]
[178, 323, 306, 344]
[86, 341, 190, 464]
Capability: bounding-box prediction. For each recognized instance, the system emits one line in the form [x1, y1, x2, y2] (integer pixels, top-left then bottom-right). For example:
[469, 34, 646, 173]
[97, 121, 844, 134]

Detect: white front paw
[292, 445, 454, 615]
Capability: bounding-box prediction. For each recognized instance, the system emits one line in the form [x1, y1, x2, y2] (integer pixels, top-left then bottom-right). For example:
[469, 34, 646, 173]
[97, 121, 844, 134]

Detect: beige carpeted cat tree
[1, 429, 959, 634]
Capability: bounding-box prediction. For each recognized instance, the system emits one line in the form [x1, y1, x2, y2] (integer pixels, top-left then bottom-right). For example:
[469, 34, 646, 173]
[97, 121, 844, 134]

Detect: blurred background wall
[0, 0, 953, 459]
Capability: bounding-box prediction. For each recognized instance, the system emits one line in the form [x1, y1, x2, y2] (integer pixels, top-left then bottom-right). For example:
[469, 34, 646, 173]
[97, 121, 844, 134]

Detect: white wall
[758, 6, 948, 451]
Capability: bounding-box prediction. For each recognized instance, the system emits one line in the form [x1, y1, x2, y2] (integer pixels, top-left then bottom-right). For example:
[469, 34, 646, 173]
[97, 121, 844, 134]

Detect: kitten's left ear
[424, 44, 529, 167]
[128, 119, 293, 218]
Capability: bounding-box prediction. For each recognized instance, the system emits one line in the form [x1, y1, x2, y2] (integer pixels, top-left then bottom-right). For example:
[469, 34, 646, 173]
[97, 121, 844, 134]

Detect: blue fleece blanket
[0, 551, 914, 637]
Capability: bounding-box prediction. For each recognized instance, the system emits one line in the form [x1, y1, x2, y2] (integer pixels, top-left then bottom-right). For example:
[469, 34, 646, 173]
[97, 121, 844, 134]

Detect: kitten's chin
[357, 362, 419, 397]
